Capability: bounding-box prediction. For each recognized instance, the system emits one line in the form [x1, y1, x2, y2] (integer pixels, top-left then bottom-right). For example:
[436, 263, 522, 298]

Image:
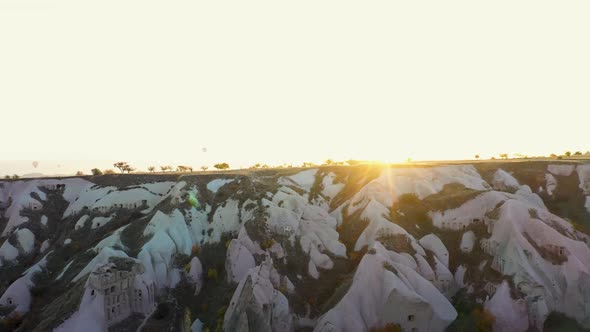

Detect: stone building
[87, 259, 156, 327]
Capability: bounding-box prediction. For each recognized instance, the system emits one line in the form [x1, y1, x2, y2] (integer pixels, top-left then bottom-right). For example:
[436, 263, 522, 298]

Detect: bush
[91, 168, 103, 176]
[369, 323, 401, 332]
[472, 307, 495, 332]
[191, 245, 201, 256]
[260, 239, 275, 250]
[1, 312, 23, 331]
[154, 303, 170, 320]
[207, 268, 218, 280]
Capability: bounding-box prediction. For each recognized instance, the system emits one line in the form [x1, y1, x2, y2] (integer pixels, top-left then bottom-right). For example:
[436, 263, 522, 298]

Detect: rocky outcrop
[223, 257, 293, 332]
[315, 242, 457, 332]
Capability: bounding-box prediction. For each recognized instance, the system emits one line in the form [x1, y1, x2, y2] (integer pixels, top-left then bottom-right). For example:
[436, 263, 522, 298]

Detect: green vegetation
[213, 163, 230, 170]
[543, 312, 590, 332]
[389, 193, 432, 237]
[370, 323, 402, 332]
[207, 268, 219, 280]
[446, 289, 495, 332]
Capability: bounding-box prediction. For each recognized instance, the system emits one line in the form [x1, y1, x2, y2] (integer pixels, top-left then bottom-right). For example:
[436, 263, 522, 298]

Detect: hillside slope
[1, 162, 590, 332]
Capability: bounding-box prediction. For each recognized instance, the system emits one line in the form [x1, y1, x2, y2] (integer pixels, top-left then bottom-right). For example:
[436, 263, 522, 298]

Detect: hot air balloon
[32, 161, 39, 169]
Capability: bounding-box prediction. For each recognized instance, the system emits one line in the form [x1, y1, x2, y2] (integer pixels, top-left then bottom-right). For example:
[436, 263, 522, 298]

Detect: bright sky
[1, 1, 589, 175]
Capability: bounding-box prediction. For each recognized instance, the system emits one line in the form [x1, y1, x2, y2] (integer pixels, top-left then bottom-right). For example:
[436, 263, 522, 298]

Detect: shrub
[91, 168, 103, 176]
[184, 307, 192, 332]
[191, 245, 201, 256]
[103, 169, 116, 174]
[565, 151, 572, 157]
[207, 268, 218, 280]
[472, 307, 495, 332]
[260, 239, 275, 250]
[1, 312, 23, 331]
[369, 323, 402, 332]
[200, 166, 208, 172]
[76, 171, 84, 176]
[148, 166, 156, 172]
[154, 303, 170, 320]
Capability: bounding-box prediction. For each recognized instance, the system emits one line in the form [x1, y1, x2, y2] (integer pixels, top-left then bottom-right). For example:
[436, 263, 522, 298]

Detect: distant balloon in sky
[32, 161, 39, 168]
[202, 147, 207, 153]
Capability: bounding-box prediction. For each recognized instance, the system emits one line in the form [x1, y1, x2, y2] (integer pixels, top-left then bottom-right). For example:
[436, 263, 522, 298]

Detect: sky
[1, 1, 589, 176]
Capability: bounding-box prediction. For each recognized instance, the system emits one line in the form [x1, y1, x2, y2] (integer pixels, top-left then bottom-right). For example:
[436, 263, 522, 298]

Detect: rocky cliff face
[0, 162, 589, 331]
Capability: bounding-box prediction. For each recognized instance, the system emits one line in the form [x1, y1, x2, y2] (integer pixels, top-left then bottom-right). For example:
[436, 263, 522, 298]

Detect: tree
[214, 163, 230, 170]
[252, 163, 262, 169]
[103, 169, 116, 174]
[76, 171, 84, 176]
[114, 162, 129, 173]
[346, 159, 361, 166]
[160, 165, 172, 172]
[499, 153, 508, 159]
[324, 159, 334, 166]
[302, 162, 316, 168]
[574, 151, 583, 156]
[148, 166, 156, 173]
[200, 166, 208, 172]
[176, 165, 193, 172]
[550, 153, 557, 158]
[474, 155, 480, 159]
[4, 175, 10, 179]
[11, 174, 19, 179]
[565, 151, 572, 157]
[91, 168, 103, 176]
[122, 165, 136, 173]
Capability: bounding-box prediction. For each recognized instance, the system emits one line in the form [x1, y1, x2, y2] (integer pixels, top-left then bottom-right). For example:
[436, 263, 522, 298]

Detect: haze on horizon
[1, 1, 589, 175]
